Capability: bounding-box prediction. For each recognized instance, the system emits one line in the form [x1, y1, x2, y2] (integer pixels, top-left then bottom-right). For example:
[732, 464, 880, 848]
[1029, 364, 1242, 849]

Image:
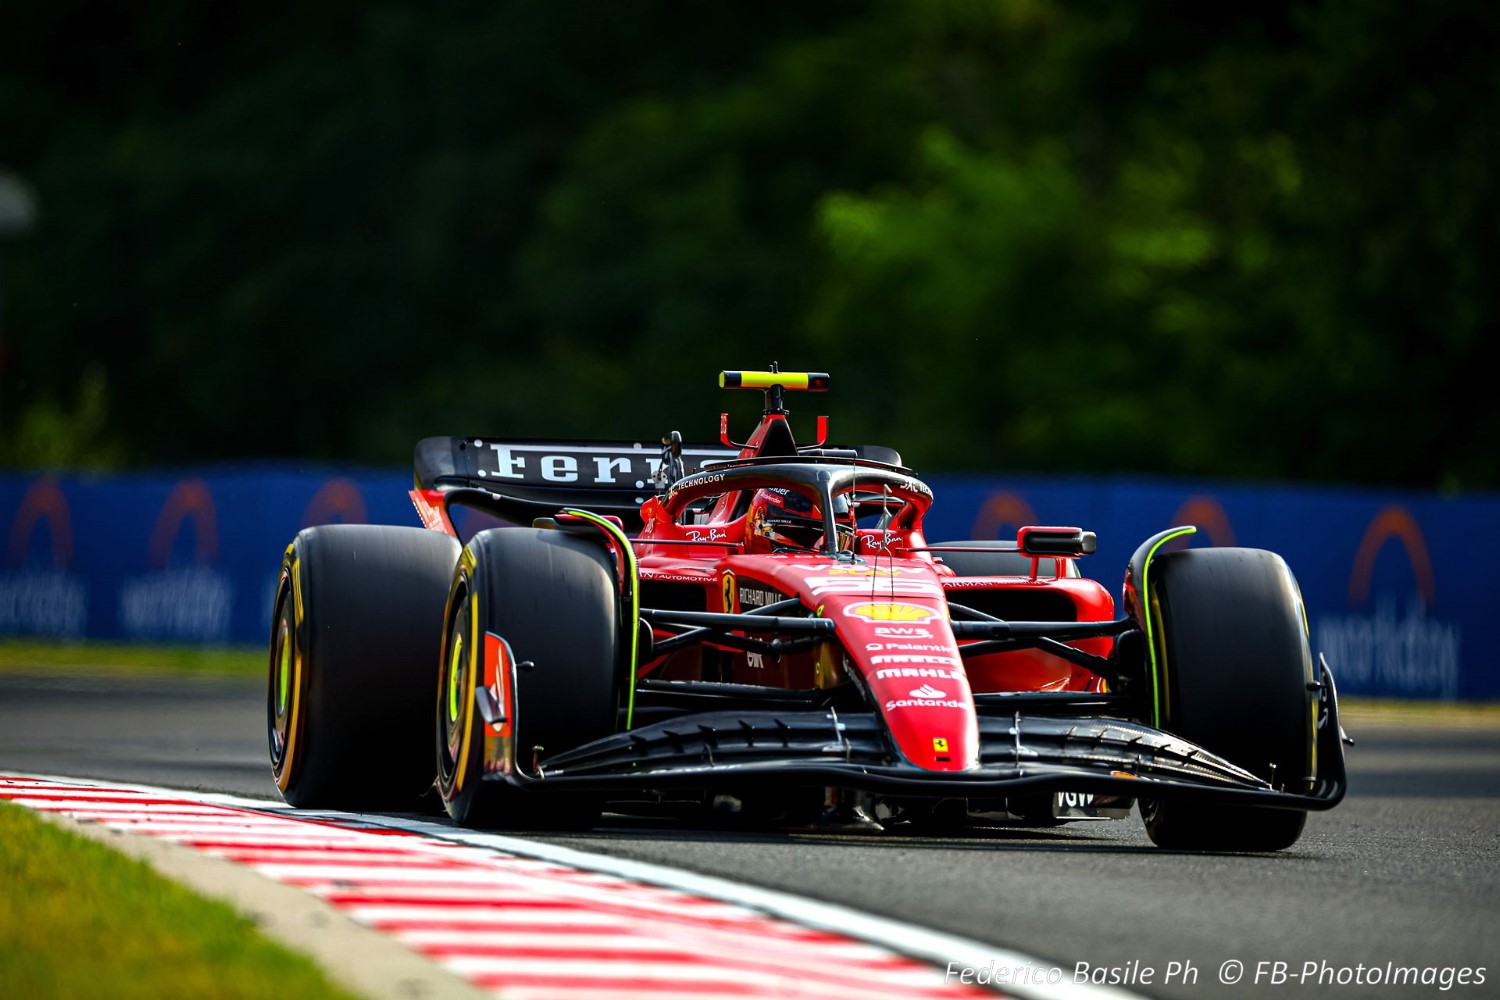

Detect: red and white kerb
[1, 775, 996, 1000]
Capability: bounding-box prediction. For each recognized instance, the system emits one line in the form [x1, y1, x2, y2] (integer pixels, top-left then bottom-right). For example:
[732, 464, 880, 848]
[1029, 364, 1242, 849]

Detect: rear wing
[413, 436, 740, 526]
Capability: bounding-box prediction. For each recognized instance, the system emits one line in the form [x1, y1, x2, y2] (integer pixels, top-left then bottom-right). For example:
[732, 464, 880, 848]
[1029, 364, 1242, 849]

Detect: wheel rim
[267, 580, 297, 783]
[275, 621, 291, 717]
[445, 629, 466, 759]
[438, 596, 471, 790]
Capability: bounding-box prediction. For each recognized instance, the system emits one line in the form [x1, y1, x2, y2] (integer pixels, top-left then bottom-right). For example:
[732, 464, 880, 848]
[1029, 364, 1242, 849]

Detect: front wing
[490, 666, 1349, 813]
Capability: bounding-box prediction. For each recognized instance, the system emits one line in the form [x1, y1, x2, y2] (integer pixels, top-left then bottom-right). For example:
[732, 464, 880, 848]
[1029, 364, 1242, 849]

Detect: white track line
[4, 773, 1145, 1000]
[242, 797, 1148, 1000]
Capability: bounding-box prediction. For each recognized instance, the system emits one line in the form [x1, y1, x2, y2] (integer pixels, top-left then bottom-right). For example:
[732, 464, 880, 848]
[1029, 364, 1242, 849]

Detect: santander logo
[908, 684, 947, 699]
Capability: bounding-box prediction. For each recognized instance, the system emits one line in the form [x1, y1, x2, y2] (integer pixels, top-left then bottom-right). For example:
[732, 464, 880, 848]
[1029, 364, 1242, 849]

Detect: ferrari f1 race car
[267, 368, 1349, 851]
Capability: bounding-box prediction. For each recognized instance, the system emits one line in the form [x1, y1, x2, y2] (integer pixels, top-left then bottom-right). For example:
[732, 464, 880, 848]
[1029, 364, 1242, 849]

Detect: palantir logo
[117, 479, 233, 642]
[0, 477, 88, 637]
[1314, 505, 1461, 699]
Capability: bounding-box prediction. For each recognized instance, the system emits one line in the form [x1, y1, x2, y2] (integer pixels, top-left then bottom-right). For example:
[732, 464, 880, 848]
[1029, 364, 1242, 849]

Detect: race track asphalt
[1, 670, 1496, 999]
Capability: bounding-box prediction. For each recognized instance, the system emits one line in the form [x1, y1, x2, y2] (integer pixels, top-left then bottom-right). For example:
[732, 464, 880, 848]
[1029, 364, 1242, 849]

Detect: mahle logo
[843, 601, 938, 624]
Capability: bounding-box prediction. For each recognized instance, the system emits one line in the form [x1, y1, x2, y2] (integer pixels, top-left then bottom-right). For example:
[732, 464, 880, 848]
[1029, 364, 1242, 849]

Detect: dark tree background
[1, 1, 1495, 489]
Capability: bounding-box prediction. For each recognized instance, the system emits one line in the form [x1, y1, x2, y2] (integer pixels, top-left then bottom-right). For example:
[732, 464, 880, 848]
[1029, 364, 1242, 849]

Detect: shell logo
[843, 602, 938, 624]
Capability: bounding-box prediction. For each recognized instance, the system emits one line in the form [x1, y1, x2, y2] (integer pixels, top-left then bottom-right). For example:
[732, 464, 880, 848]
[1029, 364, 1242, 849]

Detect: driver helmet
[748, 488, 854, 552]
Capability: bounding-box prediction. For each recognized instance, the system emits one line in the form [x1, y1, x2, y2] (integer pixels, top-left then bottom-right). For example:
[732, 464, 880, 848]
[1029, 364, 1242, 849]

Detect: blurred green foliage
[0, 1, 1495, 487]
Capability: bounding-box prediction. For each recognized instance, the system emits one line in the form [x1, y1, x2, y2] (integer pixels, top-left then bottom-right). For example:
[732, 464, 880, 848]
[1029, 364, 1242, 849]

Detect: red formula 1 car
[267, 368, 1348, 851]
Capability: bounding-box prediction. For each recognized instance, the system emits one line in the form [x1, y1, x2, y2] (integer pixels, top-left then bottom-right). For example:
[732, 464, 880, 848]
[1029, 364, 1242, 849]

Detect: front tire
[436, 528, 622, 829]
[268, 525, 460, 809]
[1139, 547, 1316, 851]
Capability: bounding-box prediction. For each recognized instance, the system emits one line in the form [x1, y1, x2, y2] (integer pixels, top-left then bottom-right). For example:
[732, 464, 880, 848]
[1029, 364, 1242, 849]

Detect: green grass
[0, 640, 265, 677]
[0, 800, 361, 1000]
[1339, 697, 1500, 727]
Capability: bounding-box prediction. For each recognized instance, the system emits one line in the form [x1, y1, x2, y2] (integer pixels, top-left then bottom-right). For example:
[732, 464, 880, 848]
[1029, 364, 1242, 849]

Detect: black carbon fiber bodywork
[486, 663, 1348, 813]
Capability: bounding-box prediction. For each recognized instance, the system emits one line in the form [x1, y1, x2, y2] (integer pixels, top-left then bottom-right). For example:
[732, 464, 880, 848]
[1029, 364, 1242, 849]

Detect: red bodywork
[411, 382, 1114, 778]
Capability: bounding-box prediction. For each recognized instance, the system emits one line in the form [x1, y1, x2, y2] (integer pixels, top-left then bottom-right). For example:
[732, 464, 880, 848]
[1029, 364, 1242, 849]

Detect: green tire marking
[447, 633, 464, 723]
[1142, 526, 1197, 728]
[276, 622, 291, 716]
[562, 509, 640, 730]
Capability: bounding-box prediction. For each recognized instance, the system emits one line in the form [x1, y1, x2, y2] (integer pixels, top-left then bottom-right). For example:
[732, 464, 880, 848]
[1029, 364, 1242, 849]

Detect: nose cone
[867, 660, 980, 771]
[769, 561, 982, 772]
[825, 592, 980, 771]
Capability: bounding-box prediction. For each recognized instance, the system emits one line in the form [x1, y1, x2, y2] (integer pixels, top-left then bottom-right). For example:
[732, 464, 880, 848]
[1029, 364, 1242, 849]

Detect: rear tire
[436, 528, 622, 829]
[268, 525, 460, 809]
[1139, 547, 1315, 851]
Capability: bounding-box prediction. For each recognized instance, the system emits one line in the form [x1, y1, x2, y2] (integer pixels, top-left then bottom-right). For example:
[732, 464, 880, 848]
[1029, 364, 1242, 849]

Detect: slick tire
[436, 528, 622, 830]
[1138, 547, 1316, 852]
[268, 524, 460, 809]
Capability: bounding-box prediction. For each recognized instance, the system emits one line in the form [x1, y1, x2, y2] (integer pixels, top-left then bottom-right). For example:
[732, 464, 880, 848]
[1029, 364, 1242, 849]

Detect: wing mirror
[1018, 526, 1098, 557]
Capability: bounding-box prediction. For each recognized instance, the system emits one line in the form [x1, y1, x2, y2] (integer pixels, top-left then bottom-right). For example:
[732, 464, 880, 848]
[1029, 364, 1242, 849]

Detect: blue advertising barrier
[2, 467, 1496, 700]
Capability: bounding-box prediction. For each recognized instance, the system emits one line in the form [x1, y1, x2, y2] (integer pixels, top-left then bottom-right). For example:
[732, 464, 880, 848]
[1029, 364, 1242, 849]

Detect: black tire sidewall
[1143, 547, 1316, 851]
[437, 528, 622, 827]
[1153, 547, 1315, 787]
[274, 524, 459, 809]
